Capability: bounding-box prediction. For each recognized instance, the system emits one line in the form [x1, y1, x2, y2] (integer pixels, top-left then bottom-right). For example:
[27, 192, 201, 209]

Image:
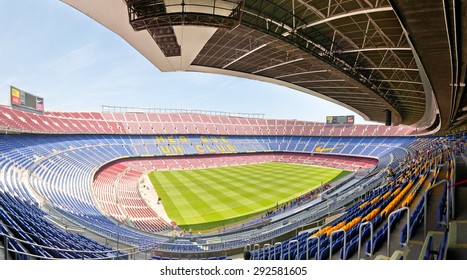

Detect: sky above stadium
[0, 0, 376, 124]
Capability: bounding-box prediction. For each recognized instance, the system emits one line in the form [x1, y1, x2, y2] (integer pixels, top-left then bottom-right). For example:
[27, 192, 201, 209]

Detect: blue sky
[0, 0, 374, 124]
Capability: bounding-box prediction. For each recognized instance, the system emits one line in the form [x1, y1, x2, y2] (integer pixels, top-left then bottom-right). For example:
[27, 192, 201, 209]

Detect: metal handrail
[0, 233, 135, 260]
[449, 151, 455, 219]
[273, 242, 282, 260]
[288, 240, 299, 260]
[262, 243, 271, 260]
[329, 229, 346, 260]
[387, 207, 409, 257]
[358, 221, 373, 259]
[253, 244, 260, 260]
[306, 236, 320, 260]
[424, 179, 449, 237]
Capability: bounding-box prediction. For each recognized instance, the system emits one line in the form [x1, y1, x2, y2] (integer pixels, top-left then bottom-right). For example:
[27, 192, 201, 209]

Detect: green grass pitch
[148, 162, 348, 230]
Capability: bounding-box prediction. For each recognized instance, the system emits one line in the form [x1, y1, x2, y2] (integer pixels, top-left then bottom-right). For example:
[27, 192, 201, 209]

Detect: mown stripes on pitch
[148, 162, 345, 229]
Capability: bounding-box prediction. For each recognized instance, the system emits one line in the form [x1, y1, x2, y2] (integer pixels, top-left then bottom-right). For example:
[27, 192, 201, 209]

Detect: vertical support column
[385, 109, 392, 126]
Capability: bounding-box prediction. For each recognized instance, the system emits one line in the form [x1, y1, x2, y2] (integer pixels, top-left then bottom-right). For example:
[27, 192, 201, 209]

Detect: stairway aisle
[453, 155, 467, 220]
[446, 155, 467, 259]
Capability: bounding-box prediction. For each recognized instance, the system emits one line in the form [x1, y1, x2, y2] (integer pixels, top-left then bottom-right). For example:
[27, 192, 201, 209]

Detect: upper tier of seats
[0, 105, 416, 136]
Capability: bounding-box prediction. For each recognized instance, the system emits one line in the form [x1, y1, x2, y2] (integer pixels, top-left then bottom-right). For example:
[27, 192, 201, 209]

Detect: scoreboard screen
[10, 86, 44, 114]
[326, 115, 354, 125]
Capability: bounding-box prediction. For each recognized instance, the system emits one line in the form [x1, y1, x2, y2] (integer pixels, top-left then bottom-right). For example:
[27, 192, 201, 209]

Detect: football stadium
[1, 0, 467, 264]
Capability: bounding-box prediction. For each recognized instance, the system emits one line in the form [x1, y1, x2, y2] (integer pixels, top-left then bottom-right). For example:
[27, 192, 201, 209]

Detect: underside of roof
[61, 0, 467, 134]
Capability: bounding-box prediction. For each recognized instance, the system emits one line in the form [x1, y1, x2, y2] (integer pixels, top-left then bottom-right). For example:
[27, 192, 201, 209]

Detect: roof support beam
[309, 86, 360, 89]
[299, 7, 393, 29]
[252, 58, 304, 74]
[327, 96, 375, 100]
[293, 79, 346, 84]
[274, 70, 328, 79]
[375, 79, 423, 85]
[319, 91, 369, 95]
[338, 47, 411, 54]
[358, 67, 419, 71]
[394, 100, 425, 105]
[380, 88, 424, 94]
[386, 94, 425, 100]
[222, 44, 268, 69]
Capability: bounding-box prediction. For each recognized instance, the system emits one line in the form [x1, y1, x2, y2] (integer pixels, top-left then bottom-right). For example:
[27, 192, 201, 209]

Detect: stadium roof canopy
[61, 0, 466, 134]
